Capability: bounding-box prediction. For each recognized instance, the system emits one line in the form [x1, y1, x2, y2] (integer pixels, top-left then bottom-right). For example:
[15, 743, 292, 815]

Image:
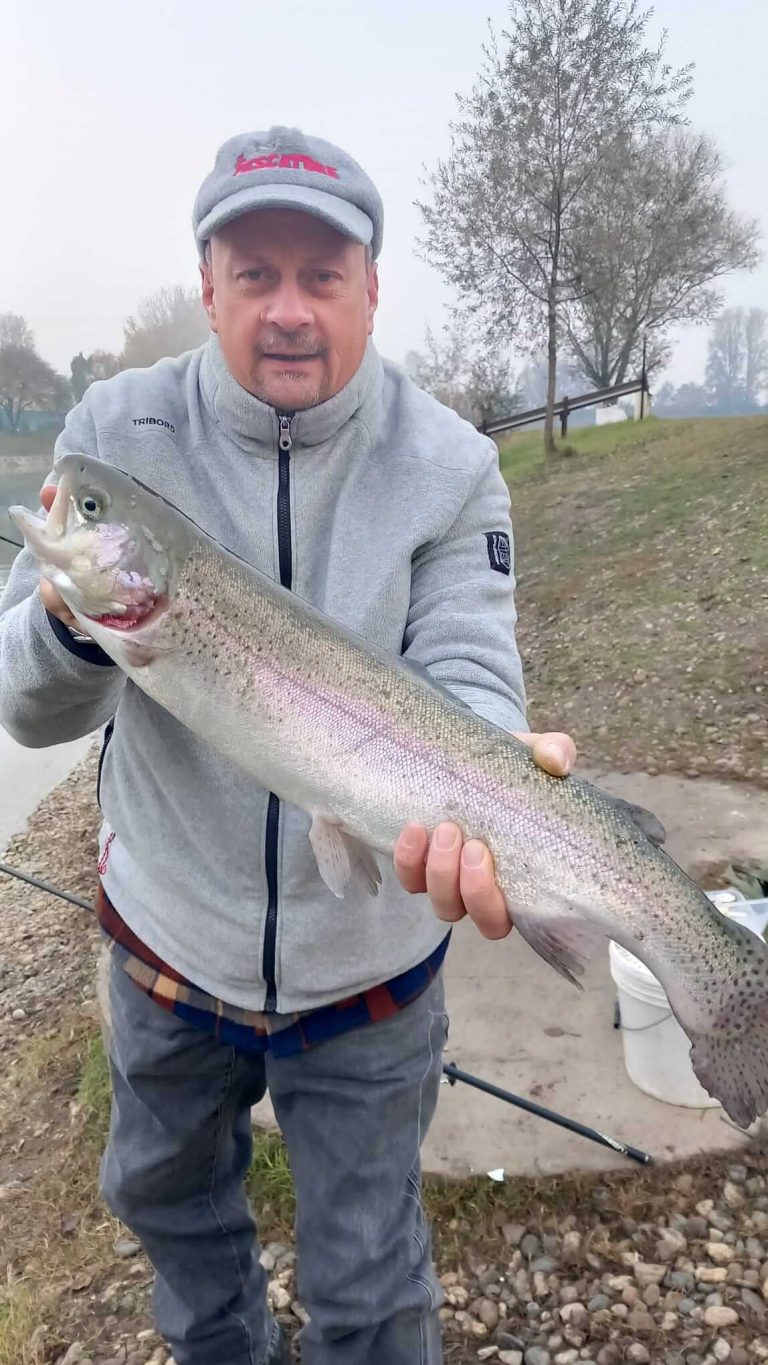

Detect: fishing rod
[0, 860, 653, 1165]
[0, 531, 23, 550]
[442, 1062, 652, 1166]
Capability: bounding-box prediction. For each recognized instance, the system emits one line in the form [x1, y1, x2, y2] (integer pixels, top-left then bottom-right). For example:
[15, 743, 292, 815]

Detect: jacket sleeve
[0, 398, 126, 748]
[403, 446, 528, 734]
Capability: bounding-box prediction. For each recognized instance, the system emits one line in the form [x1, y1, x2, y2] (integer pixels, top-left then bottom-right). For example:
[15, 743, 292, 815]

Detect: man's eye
[243, 269, 263, 281]
[316, 272, 335, 284]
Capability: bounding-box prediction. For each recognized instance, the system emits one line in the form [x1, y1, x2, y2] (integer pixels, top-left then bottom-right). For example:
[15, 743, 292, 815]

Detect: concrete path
[0, 727, 94, 853]
[426, 766, 768, 1177]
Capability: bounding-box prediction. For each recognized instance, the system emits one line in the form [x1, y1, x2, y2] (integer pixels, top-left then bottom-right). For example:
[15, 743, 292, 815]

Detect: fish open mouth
[86, 594, 167, 632]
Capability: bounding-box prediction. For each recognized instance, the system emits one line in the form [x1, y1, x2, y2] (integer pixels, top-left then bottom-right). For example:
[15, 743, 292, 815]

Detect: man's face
[201, 209, 379, 411]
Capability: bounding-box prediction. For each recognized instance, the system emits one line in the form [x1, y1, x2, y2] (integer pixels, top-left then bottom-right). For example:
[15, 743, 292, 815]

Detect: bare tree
[706, 307, 768, 413]
[418, 0, 691, 464]
[0, 313, 34, 350]
[744, 308, 768, 408]
[406, 323, 520, 428]
[71, 348, 122, 402]
[565, 130, 760, 389]
[0, 344, 62, 431]
[121, 286, 209, 369]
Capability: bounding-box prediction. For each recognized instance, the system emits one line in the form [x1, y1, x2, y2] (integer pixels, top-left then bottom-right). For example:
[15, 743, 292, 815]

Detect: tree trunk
[543, 291, 558, 468]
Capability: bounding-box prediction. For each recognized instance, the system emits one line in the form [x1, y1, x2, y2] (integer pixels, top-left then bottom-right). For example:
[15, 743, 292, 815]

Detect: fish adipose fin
[687, 937, 768, 1128]
[309, 815, 382, 900]
[512, 900, 606, 990]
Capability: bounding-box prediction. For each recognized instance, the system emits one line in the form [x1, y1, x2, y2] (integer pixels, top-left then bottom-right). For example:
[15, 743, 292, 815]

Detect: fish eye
[78, 489, 110, 519]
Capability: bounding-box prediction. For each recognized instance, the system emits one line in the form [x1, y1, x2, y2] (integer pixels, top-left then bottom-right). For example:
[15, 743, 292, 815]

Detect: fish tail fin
[689, 959, 768, 1128]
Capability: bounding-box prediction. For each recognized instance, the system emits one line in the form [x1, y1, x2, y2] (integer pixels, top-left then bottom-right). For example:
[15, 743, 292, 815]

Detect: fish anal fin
[512, 901, 606, 991]
[309, 815, 381, 900]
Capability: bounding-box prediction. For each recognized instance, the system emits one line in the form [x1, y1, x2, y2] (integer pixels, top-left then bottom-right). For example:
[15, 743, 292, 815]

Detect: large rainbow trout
[12, 452, 768, 1128]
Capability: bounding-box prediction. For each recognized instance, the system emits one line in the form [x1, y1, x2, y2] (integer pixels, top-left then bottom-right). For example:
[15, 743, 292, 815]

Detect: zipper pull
[278, 415, 292, 452]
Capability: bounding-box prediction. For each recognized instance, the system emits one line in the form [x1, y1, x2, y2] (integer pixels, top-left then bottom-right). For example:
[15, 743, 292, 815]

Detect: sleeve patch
[485, 531, 511, 575]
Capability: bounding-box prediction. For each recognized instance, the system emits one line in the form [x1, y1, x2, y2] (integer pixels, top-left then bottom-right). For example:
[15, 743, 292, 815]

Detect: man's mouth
[261, 352, 320, 364]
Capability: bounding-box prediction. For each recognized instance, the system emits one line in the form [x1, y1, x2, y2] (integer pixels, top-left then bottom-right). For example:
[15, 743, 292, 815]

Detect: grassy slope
[497, 416, 768, 786]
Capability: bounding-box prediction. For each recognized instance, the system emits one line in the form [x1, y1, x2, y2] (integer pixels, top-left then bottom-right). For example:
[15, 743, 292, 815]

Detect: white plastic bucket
[609, 893, 768, 1109]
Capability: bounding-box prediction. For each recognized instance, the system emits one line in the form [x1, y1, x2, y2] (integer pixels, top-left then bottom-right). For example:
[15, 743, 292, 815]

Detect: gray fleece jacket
[0, 336, 527, 1012]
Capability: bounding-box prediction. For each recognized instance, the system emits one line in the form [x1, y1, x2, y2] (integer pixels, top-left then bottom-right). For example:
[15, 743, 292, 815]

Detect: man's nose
[262, 281, 315, 333]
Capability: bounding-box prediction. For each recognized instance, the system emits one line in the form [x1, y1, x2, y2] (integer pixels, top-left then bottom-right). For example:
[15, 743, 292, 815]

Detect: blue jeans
[100, 957, 448, 1364]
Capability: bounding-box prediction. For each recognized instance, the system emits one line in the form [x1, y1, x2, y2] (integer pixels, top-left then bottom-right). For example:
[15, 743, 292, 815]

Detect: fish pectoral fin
[309, 815, 382, 900]
[512, 902, 606, 991]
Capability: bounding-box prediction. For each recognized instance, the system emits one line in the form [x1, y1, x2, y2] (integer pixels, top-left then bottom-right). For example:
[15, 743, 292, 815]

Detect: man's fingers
[459, 841, 511, 939]
[38, 577, 79, 629]
[513, 729, 577, 778]
[424, 822, 467, 923]
[393, 823, 429, 894]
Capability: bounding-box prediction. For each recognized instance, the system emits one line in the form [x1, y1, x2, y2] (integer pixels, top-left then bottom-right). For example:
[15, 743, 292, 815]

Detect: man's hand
[393, 730, 577, 940]
[35, 484, 88, 634]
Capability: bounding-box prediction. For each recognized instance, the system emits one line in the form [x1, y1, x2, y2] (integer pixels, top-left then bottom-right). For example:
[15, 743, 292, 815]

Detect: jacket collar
[200, 333, 382, 453]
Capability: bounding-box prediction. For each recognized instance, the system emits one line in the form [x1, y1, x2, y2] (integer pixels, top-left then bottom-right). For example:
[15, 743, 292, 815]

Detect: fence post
[560, 396, 569, 439]
[639, 337, 648, 420]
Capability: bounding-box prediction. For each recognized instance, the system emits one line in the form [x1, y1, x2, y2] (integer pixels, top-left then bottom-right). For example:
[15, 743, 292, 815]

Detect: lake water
[0, 464, 51, 594]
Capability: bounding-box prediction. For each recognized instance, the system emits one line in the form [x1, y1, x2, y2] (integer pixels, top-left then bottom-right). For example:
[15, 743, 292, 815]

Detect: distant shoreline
[0, 454, 52, 473]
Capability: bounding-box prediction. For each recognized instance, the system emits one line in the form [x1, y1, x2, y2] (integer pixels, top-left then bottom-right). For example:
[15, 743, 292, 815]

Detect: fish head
[10, 453, 177, 633]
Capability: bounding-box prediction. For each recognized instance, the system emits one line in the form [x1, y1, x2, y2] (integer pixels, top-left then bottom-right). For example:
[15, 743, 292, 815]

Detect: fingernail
[545, 743, 568, 770]
[433, 825, 459, 851]
[400, 825, 422, 851]
[462, 841, 485, 868]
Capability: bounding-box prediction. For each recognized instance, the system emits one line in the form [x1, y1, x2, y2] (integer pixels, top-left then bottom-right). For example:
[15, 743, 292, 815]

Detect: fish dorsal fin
[610, 796, 666, 847]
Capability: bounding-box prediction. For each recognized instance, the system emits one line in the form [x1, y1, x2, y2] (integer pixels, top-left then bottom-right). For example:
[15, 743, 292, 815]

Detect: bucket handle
[615, 1000, 673, 1032]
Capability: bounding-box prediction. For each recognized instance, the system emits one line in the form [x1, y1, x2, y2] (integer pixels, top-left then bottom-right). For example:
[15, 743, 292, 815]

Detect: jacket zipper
[262, 414, 293, 1011]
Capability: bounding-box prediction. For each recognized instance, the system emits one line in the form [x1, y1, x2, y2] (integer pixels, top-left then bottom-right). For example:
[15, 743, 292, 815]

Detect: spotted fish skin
[11, 452, 768, 1129]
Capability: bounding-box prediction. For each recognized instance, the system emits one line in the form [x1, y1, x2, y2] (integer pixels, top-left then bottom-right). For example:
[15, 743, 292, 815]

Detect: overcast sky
[3, 0, 766, 390]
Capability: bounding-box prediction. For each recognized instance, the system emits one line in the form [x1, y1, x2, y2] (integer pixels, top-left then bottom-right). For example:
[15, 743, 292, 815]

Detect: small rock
[521, 1235, 542, 1260]
[696, 1265, 728, 1283]
[661, 1311, 679, 1330]
[657, 1230, 688, 1261]
[712, 1341, 731, 1362]
[742, 1286, 767, 1315]
[626, 1348, 650, 1364]
[634, 1262, 666, 1286]
[627, 1307, 655, 1333]
[559, 1304, 588, 1330]
[679, 1297, 697, 1315]
[643, 1283, 661, 1307]
[703, 1305, 739, 1327]
[588, 1295, 610, 1312]
[707, 1242, 736, 1264]
[554, 1353, 579, 1365]
[57, 1347, 84, 1365]
[478, 1299, 500, 1331]
[455, 1310, 488, 1338]
[524, 1349, 551, 1365]
[728, 1165, 748, 1185]
[478, 1349, 501, 1362]
[267, 1280, 292, 1311]
[729, 1350, 749, 1365]
[11, 1007, 26, 1020]
[498, 1354, 523, 1365]
[723, 1181, 746, 1209]
[596, 1348, 621, 1365]
[114, 1239, 141, 1259]
[497, 1336, 527, 1353]
[503, 1223, 527, 1247]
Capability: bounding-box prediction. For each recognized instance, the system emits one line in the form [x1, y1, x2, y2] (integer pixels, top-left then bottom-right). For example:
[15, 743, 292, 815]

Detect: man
[0, 128, 576, 1365]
